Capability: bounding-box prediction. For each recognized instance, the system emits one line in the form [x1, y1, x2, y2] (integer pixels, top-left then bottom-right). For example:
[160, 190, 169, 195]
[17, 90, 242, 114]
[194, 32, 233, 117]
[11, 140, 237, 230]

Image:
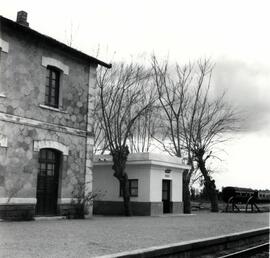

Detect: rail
[218, 242, 269, 257]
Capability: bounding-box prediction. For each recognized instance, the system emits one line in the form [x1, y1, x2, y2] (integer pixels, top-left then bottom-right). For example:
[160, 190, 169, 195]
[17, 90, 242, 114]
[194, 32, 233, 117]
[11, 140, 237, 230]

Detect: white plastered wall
[93, 164, 151, 202]
[93, 153, 188, 204]
[149, 165, 183, 202]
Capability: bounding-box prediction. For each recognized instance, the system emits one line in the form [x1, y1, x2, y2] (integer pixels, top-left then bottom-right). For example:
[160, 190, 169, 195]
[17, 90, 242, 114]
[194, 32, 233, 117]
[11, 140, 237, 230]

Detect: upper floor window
[0, 38, 9, 53]
[45, 66, 60, 108]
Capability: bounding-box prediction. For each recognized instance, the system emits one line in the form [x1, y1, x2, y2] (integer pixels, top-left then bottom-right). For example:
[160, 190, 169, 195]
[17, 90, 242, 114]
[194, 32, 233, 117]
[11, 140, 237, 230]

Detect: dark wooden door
[36, 149, 60, 215]
[162, 180, 172, 213]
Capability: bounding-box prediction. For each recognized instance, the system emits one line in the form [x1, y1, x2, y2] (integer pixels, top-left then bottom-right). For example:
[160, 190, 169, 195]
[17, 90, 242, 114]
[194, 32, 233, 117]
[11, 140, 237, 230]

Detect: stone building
[0, 11, 110, 219]
[93, 153, 189, 216]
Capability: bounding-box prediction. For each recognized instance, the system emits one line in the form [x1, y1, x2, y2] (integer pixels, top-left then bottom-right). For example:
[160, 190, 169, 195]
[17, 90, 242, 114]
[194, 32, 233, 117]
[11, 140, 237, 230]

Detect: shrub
[70, 181, 97, 219]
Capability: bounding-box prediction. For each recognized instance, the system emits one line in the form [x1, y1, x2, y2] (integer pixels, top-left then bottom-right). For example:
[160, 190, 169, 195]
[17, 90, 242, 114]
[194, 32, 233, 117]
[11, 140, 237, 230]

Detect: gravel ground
[0, 211, 269, 258]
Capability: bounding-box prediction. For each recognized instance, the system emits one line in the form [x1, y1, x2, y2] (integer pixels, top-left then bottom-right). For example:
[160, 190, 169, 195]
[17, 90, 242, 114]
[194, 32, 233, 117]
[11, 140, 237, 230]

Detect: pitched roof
[0, 15, 111, 68]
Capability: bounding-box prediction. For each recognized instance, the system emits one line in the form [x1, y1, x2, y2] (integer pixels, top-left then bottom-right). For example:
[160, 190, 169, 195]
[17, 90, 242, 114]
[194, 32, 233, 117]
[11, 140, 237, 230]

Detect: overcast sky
[1, 0, 269, 190]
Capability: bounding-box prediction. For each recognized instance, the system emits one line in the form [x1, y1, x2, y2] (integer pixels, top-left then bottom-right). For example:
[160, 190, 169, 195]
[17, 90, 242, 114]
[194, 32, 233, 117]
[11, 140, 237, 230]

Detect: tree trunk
[119, 175, 132, 216]
[204, 177, 219, 212]
[183, 169, 191, 214]
[197, 157, 219, 212]
[111, 147, 132, 216]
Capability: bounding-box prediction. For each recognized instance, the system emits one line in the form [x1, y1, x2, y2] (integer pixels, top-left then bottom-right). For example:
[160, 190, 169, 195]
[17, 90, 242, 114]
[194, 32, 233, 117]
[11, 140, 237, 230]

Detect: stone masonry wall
[0, 24, 91, 131]
[0, 19, 98, 218]
[0, 121, 86, 200]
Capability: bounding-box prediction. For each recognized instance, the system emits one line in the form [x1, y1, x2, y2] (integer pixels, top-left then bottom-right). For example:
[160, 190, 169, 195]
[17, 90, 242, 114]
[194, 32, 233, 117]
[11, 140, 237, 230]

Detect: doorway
[162, 179, 172, 213]
[36, 149, 60, 215]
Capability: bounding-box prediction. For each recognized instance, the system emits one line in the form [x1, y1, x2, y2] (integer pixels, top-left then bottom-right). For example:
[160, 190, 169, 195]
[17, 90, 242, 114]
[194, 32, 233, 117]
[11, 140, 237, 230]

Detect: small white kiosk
[93, 153, 189, 216]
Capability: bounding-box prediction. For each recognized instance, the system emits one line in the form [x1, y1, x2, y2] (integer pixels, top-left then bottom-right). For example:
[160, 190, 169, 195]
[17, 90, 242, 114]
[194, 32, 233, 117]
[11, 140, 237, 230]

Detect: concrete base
[0, 203, 83, 220]
[58, 203, 79, 218]
[34, 216, 66, 221]
[58, 203, 76, 216]
[172, 202, 183, 213]
[149, 202, 163, 216]
[0, 202, 182, 219]
[0, 204, 35, 221]
[93, 201, 151, 216]
[58, 203, 90, 219]
[93, 201, 183, 216]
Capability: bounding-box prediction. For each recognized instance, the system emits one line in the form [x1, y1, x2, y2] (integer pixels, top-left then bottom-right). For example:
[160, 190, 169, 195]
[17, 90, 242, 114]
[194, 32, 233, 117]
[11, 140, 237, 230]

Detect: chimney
[16, 11, 29, 27]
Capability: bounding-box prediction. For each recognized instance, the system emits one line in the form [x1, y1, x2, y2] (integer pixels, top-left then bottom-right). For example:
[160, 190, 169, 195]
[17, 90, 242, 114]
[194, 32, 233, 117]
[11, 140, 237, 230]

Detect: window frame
[45, 66, 61, 108]
[119, 179, 138, 197]
[39, 149, 58, 177]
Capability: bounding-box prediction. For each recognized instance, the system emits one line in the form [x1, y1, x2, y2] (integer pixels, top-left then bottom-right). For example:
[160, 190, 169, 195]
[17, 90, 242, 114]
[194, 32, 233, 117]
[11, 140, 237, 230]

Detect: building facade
[0, 11, 110, 219]
[93, 153, 189, 216]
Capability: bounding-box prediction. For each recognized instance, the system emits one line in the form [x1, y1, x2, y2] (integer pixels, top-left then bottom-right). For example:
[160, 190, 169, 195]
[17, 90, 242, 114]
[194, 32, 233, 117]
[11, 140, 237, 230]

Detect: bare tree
[65, 21, 80, 47]
[182, 60, 240, 212]
[95, 86, 159, 154]
[93, 96, 109, 154]
[6, 179, 26, 203]
[152, 57, 240, 213]
[127, 85, 159, 153]
[97, 62, 155, 215]
[152, 56, 196, 213]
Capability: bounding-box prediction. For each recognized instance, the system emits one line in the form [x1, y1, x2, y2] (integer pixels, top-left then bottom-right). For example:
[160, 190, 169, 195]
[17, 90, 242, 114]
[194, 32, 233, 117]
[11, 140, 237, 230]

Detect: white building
[93, 153, 189, 216]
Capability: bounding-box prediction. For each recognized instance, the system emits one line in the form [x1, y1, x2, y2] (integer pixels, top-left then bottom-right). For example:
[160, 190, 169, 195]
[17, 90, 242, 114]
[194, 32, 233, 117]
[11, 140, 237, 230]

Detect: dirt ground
[0, 211, 269, 258]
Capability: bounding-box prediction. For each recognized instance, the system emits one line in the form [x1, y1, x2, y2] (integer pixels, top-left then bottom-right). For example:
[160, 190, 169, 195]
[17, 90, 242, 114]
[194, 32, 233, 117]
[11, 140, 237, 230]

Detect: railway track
[218, 243, 269, 258]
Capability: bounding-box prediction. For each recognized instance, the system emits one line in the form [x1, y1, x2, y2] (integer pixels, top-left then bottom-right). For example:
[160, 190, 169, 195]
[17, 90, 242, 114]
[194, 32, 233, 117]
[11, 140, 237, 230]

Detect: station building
[93, 153, 189, 216]
[0, 11, 110, 219]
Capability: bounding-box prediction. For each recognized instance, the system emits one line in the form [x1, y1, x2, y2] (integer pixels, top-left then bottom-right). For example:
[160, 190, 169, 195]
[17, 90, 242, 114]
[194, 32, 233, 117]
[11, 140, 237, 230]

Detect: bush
[70, 180, 97, 219]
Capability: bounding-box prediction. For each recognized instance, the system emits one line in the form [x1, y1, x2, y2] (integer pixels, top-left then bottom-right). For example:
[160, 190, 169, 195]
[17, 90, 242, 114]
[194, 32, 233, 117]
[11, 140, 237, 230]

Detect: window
[39, 149, 58, 177]
[120, 179, 138, 197]
[0, 38, 9, 53]
[45, 66, 60, 108]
